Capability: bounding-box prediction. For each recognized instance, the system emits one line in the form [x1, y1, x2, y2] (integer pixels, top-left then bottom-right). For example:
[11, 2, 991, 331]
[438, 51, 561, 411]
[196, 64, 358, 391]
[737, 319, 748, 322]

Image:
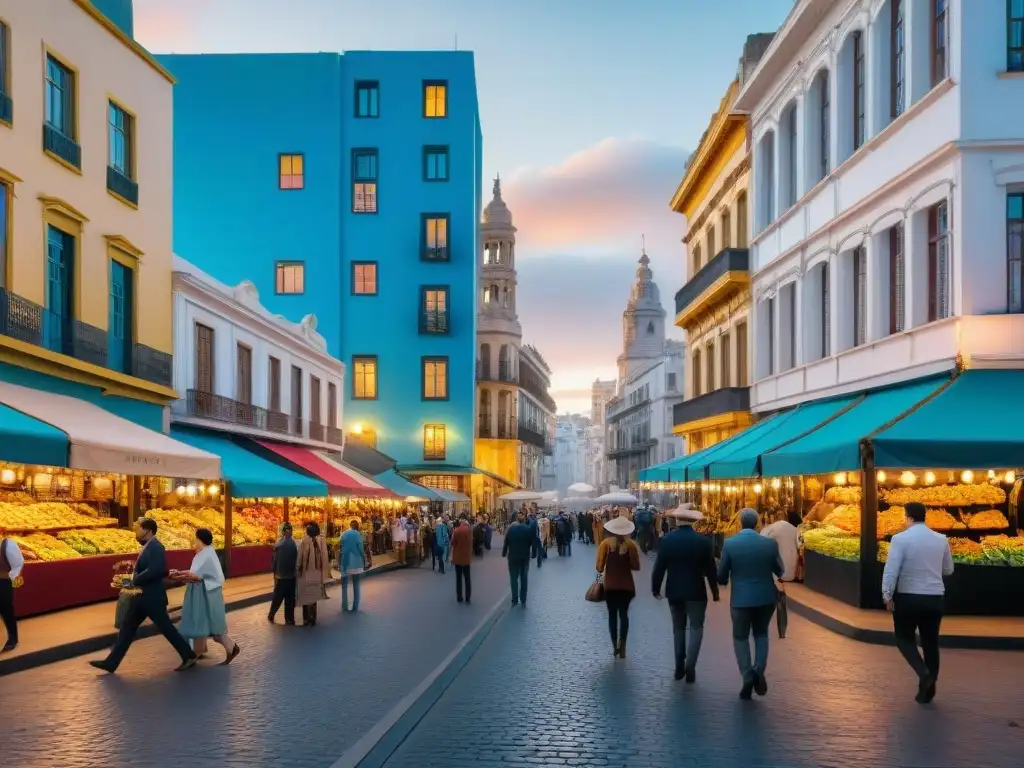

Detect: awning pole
[859, 442, 879, 609]
[283, 497, 290, 524]
[224, 481, 233, 577]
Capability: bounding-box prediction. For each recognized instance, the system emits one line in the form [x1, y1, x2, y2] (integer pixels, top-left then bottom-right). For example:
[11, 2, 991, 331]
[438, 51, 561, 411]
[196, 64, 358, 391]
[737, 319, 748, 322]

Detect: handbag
[363, 541, 373, 569]
[776, 584, 789, 639]
[585, 575, 605, 603]
[114, 590, 138, 629]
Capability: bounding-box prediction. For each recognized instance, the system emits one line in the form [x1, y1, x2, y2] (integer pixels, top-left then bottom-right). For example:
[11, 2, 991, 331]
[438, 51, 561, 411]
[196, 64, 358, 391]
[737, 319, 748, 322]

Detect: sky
[133, 0, 795, 414]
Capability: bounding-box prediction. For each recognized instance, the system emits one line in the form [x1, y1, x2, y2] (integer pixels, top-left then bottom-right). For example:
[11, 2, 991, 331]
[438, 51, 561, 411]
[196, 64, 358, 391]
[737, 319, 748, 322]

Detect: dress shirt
[761, 520, 800, 581]
[2, 537, 24, 580]
[881, 523, 954, 602]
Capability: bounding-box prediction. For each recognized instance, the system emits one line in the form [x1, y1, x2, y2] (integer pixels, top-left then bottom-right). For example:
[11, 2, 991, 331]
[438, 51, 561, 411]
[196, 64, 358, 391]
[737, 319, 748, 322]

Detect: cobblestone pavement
[0, 545, 513, 768]
[382, 544, 1024, 768]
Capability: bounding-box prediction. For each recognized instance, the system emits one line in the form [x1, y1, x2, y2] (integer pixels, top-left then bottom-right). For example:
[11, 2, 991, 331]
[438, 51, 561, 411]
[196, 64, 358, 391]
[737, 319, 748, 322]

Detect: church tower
[616, 245, 667, 386]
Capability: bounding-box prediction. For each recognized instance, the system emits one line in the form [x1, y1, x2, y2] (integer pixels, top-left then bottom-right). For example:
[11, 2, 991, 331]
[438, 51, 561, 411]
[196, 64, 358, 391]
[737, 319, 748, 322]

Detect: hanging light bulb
[961, 470, 974, 484]
[770, 478, 781, 490]
[988, 470, 997, 480]
[176, 485, 186, 496]
[0, 468, 15, 485]
[833, 472, 847, 486]
[899, 471, 917, 486]
[209, 484, 220, 496]
[657, 482, 665, 491]
[1005, 471, 1016, 485]
[186, 484, 197, 497]
[924, 471, 936, 485]
[753, 483, 763, 495]
[876, 470, 887, 483]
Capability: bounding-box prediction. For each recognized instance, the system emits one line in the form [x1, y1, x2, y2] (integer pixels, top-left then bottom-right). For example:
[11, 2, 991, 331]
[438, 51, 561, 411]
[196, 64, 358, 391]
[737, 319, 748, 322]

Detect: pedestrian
[717, 508, 784, 700]
[391, 514, 407, 565]
[434, 516, 450, 574]
[761, 510, 801, 639]
[297, 522, 331, 626]
[89, 518, 198, 673]
[596, 514, 641, 659]
[652, 503, 719, 682]
[502, 510, 537, 607]
[174, 528, 240, 665]
[0, 534, 24, 652]
[269, 522, 298, 625]
[882, 501, 954, 704]
[483, 515, 493, 550]
[451, 518, 473, 603]
[472, 517, 485, 557]
[424, 518, 437, 571]
[577, 512, 586, 543]
[341, 519, 368, 612]
[635, 504, 654, 554]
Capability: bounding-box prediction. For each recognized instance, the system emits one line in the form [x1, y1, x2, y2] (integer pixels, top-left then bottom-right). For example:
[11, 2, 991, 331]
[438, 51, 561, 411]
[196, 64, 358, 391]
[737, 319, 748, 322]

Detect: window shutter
[822, 263, 830, 357]
[937, 232, 950, 319]
[890, 224, 905, 334]
[196, 324, 213, 393]
[853, 248, 867, 347]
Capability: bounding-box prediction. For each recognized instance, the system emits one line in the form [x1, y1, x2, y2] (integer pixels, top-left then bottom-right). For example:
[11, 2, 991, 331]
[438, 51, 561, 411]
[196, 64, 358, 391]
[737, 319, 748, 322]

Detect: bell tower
[616, 242, 666, 386]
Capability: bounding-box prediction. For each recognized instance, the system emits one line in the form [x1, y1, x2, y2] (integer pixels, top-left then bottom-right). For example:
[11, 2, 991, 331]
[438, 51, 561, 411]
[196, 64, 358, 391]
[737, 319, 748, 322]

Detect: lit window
[422, 357, 448, 400]
[352, 149, 378, 213]
[423, 81, 447, 118]
[355, 81, 379, 117]
[423, 214, 449, 261]
[353, 356, 377, 399]
[424, 146, 449, 181]
[279, 154, 304, 190]
[352, 261, 377, 295]
[275, 261, 305, 294]
[421, 286, 449, 334]
[424, 424, 447, 460]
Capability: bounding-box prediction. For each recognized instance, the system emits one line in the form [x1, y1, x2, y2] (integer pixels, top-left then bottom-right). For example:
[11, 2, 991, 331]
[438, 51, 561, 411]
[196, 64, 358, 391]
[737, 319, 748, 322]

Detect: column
[904, 209, 928, 328]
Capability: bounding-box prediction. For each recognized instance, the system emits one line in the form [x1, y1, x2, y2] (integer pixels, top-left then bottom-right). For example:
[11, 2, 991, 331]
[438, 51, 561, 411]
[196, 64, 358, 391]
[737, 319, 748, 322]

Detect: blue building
[159, 51, 482, 480]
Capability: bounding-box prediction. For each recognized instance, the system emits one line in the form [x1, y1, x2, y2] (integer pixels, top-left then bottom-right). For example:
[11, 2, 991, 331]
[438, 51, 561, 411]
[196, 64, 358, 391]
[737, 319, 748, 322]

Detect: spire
[483, 173, 513, 227]
[493, 174, 502, 200]
[639, 234, 650, 268]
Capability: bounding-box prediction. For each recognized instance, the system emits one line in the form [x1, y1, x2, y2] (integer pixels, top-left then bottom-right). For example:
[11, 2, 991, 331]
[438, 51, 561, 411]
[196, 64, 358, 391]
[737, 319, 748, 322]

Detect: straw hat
[604, 516, 635, 536]
[667, 503, 703, 522]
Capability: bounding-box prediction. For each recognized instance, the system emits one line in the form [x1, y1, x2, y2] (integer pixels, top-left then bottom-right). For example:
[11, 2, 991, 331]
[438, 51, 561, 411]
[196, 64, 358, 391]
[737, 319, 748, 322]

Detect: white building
[739, 0, 1024, 413]
[171, 257, 344, 450]
[551, 413, 589, 492]
[517, 344, 556, 490]
[586, 379, 616, 491]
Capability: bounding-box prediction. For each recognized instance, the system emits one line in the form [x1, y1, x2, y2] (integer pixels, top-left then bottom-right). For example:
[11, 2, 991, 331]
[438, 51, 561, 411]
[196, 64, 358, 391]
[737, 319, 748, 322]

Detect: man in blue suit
[718, 508, 784, 700]
[502, 510, 538, 607]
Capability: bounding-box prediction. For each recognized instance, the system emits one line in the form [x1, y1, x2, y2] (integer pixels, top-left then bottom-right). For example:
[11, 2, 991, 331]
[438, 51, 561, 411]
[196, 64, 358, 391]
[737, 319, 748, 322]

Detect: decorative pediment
[232, 280, 261, 311]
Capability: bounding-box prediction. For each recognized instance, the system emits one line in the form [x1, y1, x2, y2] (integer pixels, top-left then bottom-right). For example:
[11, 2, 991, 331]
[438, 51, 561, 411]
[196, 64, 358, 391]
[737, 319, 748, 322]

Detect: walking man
[502, 510, 537, 607]
[883, 501, 954, 703]
[761, 510, 801, 639]
[717, 509, 783, 700]
[433, 516, 450, 574]
[90, 518, 198, 673]
[0, 535, 24, 652]
[268, 522, 298, 625]
[451, 518, 473, 603]
[635, 504, 654, 554]
[652, 504, 719, 683]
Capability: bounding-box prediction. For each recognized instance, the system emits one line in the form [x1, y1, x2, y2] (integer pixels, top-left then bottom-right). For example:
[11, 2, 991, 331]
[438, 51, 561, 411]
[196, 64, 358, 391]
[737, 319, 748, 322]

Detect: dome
[627, 251, 662, 308]
[90, 0, 135, 37]
[482, 175, 513, 227]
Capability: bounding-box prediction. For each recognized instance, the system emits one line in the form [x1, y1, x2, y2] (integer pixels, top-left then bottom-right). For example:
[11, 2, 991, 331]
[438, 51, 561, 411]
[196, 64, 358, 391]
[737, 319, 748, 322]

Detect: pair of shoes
[618, 640, 627, 659]
[753, 671, 768, 696]
[511, 599, 518, 607]
[916, 674, 937, 703]
[220, 644, 241, 666]
[174, 656, 198, 672]
[267, 614, 275, 623]
[285, 620, 296, 626]
[89, 659, 115, 674]
[673, 668, 684, 681]
[457, 597, 464, 603]
[740, 673, 755, 700]
[685, 668, 696, 684]
[1, 642, 16, 653]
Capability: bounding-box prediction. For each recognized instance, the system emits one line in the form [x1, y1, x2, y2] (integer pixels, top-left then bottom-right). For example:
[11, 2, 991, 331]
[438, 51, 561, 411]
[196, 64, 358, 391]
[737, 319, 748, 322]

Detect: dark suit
[103, 537, 194, 669]
[502, 522, 537, 605]
[652, 526, 719, 675]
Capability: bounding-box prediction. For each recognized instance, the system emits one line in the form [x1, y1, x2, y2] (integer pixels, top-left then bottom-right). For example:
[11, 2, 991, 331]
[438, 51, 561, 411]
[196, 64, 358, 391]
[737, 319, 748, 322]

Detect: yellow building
[669, 35, 773, 452]
[0, 0, 177, 422]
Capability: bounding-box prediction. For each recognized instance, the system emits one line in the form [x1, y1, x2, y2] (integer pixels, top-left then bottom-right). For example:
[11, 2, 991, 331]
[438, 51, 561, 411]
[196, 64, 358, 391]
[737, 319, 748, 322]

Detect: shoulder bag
[585, 574, 605, 603]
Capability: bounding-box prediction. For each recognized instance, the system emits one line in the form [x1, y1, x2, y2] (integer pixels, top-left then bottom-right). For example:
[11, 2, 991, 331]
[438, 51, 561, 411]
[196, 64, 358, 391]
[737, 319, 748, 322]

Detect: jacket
[596, 537, 640, 592]
[717, 529, 784, 608]
[451, 523, 473, 566]
[131, 537, 172, 608]
[297, 535, 331, 606]
[502, 522, 537, 561]
[434, 522, 450, 550]
[652, 526, 719, 603]
[340, 528, 366, 574]
[272, 537, 298, 579]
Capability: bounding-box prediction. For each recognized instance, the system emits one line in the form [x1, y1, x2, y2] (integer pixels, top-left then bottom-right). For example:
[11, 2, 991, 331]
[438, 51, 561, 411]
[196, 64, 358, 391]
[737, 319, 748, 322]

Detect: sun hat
[667, 503, 703, 522]
[604, 516, 635, 536]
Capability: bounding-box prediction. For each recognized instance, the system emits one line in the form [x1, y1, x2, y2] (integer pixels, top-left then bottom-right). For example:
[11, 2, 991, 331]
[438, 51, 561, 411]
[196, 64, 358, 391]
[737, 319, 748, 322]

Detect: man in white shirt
[881, 501, 954, 704]
[761, 512, 800, 582]
[1, 535, 24, 652]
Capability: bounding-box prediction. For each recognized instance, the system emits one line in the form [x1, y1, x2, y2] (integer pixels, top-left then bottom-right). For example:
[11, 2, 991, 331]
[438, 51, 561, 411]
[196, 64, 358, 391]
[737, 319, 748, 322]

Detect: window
[108, 260, 133, 374]
[720, 333, 731, 387]
[707, 226, 716, 261]
[275, 261, 305, 294]
[291, 365, 303, 434]
[269, 356, 282, 412]
[327, 382, 338, 426]
[421, 286, 449, 334]
[667, 372, 677, 391]
[0, 181, 9, 288]
[692, 349, 702, 397]
[853, 31, 866, 151]
[352, 261, 377, 295]
[424, 424, 447, 460]
[932, 0, 949, 85]
[766, 297, 776, 375]
[352, 149, 378, 213]
[236, 344, 252, 404]
[760, 131, 775, 227]
[45, 225, 75, 355]
[721, 209, 731, 250]
[736, 321, 749, 386]
[422, 357, 448, 400]
[736, 193, 748, 248]
[355, 81, 379, 118]
[423, 81, 447, 118]
[108, 102, 133, 178]
[785, 103, 798, 207]
[195, 323, 214, 393]
[352, 356, 377, 399]
[705, 341, 715, 392]
[424, 146, 449, 181]
[1011, 0, 1024, 71]
[691, 243, 702, 277]
[310, 376, 322, 425]
[928, 200, 950, 321]
[45, 54, 74, 137]
[892, 0, 906, 118]
[889, 223, 906, 334]
[1009, 193, 1024, 312]
[853, 246, 867, 346]
[0, 21, 9, 101]
[423, 214, 449, 261]
[279, 154, 304, 190]
[817, 70, 830, 180]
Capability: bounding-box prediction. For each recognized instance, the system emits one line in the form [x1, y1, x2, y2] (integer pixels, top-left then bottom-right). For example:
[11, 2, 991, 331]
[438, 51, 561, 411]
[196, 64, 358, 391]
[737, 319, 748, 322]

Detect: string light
[961, 470, 974, 484]
[770, 478, 781, 490]
[1005, 471, 1016, 485]
[988, 470, 997, 480]
[900, 471, 917, 486]
[753, 483, 763, 495]
[833, 473, 847, 486]
[876, 470, 887, 483]
[176, 485, 186, 496]
[924, 471, 936, 485]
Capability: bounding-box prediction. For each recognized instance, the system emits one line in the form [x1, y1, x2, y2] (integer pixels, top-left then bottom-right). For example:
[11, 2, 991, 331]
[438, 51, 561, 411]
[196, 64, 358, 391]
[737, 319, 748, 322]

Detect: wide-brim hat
[604, 516, 635, 536]
[667, 503, 703, 522]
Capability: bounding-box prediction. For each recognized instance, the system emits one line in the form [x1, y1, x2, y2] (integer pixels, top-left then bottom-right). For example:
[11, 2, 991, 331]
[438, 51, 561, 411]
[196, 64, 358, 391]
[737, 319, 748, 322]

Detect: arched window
[498, 344, 510, 381]
[692, 348, 702, 397]
[479, 343, 491, 378]
[502, 286, 509, 307]
[736, 192, 748, 248]
[646, 321, 655, 336]
[721, 208, 732, 249]
[498, 390, 511, 437]
[780, 101, 799, 209]
[479, 389, 491, 436]
[806, 69, 830, 187]
[757, 130, 776, 229]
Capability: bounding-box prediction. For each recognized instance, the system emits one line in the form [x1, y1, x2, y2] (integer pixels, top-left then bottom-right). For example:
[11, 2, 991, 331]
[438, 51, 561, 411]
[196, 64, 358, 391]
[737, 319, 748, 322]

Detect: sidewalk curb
[0, 561, 404, 677]
[330, 595, 511, 768]
[787, 594, 1024, 651]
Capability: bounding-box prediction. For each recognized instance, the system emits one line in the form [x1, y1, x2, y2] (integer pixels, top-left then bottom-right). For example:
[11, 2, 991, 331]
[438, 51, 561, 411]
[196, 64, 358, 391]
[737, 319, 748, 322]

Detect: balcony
[518, 420, 547, 450]
[478, 416, 493, 438]
[674, 247, 749, 327]
[43, 124, 81, 170]
[0, 91, 12, 124]
[308, 421, 325, 443]
[673, 387, 750, 429]
[107, 166, 139, 206]
[518, 371, 556, 412]
[420, 310, 449, 335]
[607, 438, 657, 459]
[497, 416, 517, 440]
[423, 245, 449, 262]
[188, 389, 291, 434]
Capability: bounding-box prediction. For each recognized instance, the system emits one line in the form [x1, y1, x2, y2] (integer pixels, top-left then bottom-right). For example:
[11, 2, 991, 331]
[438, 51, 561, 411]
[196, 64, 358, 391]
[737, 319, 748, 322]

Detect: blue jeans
[507, 559, 529, 604]
[342, 573, 361, 611]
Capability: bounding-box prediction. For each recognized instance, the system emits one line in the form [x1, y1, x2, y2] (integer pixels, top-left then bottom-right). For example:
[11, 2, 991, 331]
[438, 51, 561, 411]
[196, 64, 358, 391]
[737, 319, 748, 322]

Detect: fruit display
[980, 535, 1024, 566]
[155, 527, 194, 551]
[809, 532, 1024, 566]
[0, 491, 36, 504]
[877, 507, 907, 538]
[11, 532, 82, 561]
[883, 483, 1006, 507]
[0, 501, 118, 532]
[964, 509, 1010, 530]
[235, 504, 280, 544]
[144, 507, 273, 548]
[924, 508, 963, 530]
[803, 526, 860, 561]
[822, 505, 859, 533]
[57, 528, 139, 556]
[947, 537, 985, 564]
[825, 486, 862, 505]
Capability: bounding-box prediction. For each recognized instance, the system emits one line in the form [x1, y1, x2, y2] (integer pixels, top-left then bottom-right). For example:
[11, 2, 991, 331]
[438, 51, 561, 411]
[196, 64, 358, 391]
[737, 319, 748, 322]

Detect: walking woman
[174, 528, 240, 664]
[298, 522, 331, 626]
[596, 515, 640, 659]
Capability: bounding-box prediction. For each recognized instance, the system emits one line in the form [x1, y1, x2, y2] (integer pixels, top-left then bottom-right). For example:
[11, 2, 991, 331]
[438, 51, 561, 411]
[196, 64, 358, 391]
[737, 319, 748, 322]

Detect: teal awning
[373, 469, 442, 501]
[434, 488, 470, 503]
[639, 459, 680, 482]
[872, 370, 1024, 469]
[0, 402, 68, 468]
[170, 427, 328, 498]
[760, 377, 948, 477]
[645, 414, 787, 482]
[705, 395, 860, 479]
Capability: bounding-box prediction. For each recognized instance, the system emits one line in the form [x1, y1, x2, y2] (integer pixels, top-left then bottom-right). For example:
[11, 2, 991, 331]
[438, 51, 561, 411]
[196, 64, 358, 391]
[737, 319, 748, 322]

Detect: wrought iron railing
[675, 247, 749, 317]
[420, 310, 449, 334]
[673, 387, 750, 428]
[73, 320, 108, 368]
[107, 166, 139, 206]
[518, 421, 547, 450]
[132, 344, 173, 387]
[423, 245, 449, 262]
[43, 123, 81, 169]
[478, 416, 493, 438]
[267, 409, 290, 434]
[497, 416, 517, 440]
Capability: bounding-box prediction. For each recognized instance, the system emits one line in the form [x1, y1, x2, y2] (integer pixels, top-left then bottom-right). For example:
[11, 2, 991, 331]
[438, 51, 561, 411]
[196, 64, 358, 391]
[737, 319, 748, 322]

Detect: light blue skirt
[178, 583, 228, 638]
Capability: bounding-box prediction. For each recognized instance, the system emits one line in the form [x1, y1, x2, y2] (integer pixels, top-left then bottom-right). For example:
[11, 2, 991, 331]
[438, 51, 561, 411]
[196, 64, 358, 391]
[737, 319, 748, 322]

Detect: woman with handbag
[173, 528, 240, 665]
[297, 522, 331, 626]
[340, 519, 368, 612]
[595, 516, 640, 659]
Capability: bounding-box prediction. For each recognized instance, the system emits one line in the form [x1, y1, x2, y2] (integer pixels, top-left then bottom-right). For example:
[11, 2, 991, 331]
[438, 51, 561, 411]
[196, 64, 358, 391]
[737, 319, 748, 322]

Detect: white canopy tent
[499, 490, 544, 502]
[597, 491, 639, 505]
[567, 482, 595, 495]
